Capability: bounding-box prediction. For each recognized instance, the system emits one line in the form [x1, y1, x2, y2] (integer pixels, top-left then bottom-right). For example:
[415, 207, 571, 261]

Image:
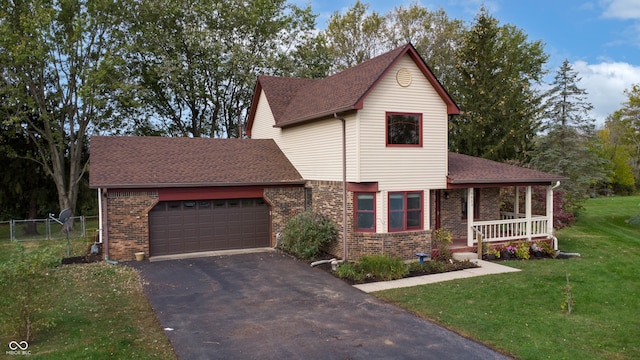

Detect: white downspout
[467, 188, 474, 247]
[550, 181, 561, 250]
[99, 188, 118, 265]
[97, 188, 103, 244]
[526, 186, 532, 241]
[334, 113, 348, 261]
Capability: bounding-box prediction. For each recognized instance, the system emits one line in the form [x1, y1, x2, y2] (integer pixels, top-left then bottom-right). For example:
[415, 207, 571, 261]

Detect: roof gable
[246, 43, 459, 135]
[447, 152, 565, 187]
[89, 136, 304, 188]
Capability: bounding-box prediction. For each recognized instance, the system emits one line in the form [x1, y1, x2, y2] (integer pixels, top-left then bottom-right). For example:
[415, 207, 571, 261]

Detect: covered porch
[445, 152, 566, 252]
[465, 185, 557, 250]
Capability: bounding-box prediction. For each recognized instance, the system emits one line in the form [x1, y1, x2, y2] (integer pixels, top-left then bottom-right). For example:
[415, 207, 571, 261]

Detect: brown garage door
[149, 198, 270, 256]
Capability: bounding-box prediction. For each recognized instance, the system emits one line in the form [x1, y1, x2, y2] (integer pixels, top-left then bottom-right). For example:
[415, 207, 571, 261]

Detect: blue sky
[296, 0, 640, 125]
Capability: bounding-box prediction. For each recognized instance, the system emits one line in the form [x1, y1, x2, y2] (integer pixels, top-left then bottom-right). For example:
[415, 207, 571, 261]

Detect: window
[355, 193, 376, 232]
[386, 112, 422, 146]
[388, 191, 423, 231]
[305, 188, 313, 211]
[461, 189, 480, 220]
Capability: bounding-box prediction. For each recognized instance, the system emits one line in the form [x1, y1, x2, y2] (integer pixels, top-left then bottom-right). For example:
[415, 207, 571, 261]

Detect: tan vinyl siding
[250, 91, 282, 141]
[278, 116, 349, 181]
[358, 55, 448, 190]
[251, 91, 357, 181]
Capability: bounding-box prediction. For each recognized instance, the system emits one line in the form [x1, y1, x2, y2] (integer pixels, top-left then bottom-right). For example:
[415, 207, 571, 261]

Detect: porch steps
[452, 252, 479, 261]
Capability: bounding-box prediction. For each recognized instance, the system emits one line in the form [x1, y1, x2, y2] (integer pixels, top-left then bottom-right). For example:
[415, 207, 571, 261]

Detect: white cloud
[602, 0, 640, 19]
[572, 60, 640, 125]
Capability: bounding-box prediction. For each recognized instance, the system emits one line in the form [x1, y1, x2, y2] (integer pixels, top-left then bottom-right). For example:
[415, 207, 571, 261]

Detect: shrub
[515, 241, 530, 260]
[539, 240, 557, 258]
[432, 228, 452, 261]
[334, 254, 408, 282]
[280, 211, 337, 259]
[335, 262, 365, 281]
[0, 243, 59, 341]
[408, 259, 478, 274]
[358, 254, 408, 281]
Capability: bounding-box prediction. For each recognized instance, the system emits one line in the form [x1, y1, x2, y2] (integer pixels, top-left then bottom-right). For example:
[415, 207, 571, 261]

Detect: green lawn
[375, 196, 640, 360]
[0, 237, 176, 359]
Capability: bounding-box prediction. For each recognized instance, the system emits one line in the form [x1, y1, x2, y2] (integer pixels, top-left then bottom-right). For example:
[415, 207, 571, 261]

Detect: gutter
[276, 106, 357, 128]
[90, 180, 307, 190]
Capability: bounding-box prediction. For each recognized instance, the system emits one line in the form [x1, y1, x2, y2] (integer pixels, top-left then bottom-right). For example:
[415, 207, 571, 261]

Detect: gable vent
[396, 68, 412, 87]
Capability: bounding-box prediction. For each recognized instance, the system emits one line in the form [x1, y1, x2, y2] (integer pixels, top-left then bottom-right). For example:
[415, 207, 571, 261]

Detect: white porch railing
[471, 214, 550, 244]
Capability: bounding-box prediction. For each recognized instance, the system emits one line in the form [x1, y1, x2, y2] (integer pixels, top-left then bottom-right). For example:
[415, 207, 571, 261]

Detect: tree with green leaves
[530, 60, 609, 211]
[385, 3, 464, 89]
[0, 122, 58, 222]
[324, 0, 387, 71]
[123, 0, 321, 138]
[449, 8, 548, 162]
[597, 121, 635, 194]
[611, 84, 640, 187]
[0, 0, 129, 216]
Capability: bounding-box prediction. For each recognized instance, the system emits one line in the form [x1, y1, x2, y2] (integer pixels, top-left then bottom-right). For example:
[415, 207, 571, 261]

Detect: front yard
[0, 238, 175, 359]
[375, 196, 640, 359]
[1, 196, 638, 359]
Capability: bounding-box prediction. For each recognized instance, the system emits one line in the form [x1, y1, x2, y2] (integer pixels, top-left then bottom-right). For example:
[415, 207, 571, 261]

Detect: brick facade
[263, 187, 306, 246]
[306, 180, 432, 260]
[435, 188, 501, 240]
[304, 180, 346, 258]
[103, 184, 501, 262]
[104, 187, 306, 261]
[105, 190, 159, 261]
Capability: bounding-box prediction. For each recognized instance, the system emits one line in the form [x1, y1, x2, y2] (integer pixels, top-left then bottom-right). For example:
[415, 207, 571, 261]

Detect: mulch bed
[311, 258, 479, 285]
[61, 243, 103, 265]
[61, 253, 103, 265]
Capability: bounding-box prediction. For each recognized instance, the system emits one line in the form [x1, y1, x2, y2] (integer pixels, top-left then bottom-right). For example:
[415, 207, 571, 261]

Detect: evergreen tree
[449, 8, 547, 162]
[531, 60, 609, 211]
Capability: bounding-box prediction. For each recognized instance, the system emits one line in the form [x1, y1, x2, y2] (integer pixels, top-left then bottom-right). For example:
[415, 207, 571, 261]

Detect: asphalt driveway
[131, 251, 511, 360]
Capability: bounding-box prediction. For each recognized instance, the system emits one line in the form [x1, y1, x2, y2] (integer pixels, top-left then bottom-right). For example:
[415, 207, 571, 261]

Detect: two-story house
[89, 43, 563, 261]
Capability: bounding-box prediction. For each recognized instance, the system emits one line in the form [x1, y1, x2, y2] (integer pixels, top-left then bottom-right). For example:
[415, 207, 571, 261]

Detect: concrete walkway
[354, 257, 520, 293]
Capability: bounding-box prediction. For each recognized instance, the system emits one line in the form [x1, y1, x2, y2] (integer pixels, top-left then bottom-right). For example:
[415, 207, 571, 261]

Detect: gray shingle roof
[448, 152, 565, 186]
[89, 136, 304, 188]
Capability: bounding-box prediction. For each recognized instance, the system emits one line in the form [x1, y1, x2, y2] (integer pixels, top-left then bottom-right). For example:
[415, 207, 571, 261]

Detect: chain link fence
[0, 216, 98, 242]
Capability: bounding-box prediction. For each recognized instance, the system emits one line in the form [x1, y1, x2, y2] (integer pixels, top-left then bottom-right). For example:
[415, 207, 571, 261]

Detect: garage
[90, 136, 305, 261]
[149, 198, 270, 256]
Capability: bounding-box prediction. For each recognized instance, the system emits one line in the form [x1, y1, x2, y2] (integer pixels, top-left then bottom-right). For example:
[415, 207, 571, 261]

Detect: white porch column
[467, 187, 474, 247]
[546, 185, 554, 235]
[526, 186, 532, 241]
[514, 186, 520, 218]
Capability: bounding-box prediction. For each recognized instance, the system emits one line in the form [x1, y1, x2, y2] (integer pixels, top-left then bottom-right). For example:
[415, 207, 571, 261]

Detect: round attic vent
[396, 68, 412, 87]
